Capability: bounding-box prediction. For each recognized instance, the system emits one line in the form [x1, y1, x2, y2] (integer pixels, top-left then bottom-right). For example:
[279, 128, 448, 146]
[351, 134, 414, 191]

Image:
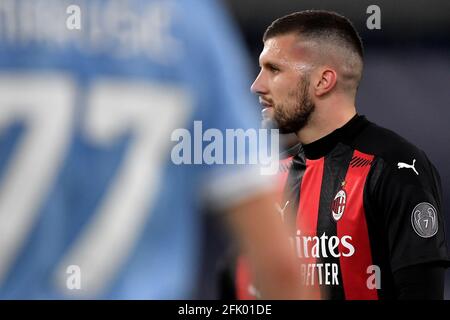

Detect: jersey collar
[302, 114, 369, 160]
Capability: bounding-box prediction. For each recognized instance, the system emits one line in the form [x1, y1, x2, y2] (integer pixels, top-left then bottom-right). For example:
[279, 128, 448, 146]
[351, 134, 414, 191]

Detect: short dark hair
[263, 10, 364, 59]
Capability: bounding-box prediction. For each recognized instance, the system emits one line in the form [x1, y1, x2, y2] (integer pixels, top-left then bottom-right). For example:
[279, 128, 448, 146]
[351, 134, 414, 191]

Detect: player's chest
[289, 151, 375, 235]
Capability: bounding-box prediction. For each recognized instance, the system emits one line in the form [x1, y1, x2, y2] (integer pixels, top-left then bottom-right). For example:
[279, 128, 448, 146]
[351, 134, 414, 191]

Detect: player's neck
[296, 102, 357, 145]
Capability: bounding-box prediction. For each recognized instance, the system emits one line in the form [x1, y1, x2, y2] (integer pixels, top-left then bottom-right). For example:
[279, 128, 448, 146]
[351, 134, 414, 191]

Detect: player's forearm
[226, 190, 303, 299]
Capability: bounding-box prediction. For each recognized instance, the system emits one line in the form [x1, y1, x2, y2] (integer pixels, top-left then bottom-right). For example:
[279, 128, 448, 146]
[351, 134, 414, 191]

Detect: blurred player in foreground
[218, 108, 303, 300]
[0, 0, 301, 299]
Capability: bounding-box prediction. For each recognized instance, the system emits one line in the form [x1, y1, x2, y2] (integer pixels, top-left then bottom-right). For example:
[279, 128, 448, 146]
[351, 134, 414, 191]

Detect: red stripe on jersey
[337, 150, 378, 300]
[235, 256, 255, 300]
[297, 158, 324, 299]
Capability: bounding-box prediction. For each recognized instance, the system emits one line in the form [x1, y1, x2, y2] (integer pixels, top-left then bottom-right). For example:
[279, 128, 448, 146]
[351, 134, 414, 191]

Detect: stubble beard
[273, 76, 315, 134]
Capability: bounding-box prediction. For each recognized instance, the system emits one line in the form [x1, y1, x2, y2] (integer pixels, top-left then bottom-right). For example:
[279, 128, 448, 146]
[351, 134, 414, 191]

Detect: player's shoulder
[354, 117, 440, 190]
[355, 117, 430, 168]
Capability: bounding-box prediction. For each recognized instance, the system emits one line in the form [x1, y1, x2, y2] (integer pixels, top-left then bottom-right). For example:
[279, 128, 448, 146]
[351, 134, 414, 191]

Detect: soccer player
[0, 0, 301, 299]
[250, 10, 450, 299]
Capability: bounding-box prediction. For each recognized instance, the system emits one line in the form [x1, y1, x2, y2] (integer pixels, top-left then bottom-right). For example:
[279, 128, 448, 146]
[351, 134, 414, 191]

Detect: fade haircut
[263, 10, 364, 94]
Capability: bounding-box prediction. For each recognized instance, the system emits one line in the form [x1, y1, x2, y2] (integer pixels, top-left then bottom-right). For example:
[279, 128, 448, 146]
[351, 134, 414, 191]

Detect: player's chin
[278, 126, 297, 134]
[261, 117, 278, 129]
[274, 118, 298, 134]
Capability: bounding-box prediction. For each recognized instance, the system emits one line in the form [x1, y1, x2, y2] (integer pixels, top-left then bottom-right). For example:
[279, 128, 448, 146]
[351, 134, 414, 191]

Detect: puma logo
[397, 159, 419, 175]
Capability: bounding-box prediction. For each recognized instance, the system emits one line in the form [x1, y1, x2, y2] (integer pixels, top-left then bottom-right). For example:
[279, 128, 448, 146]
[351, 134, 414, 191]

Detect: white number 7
[0, 74, 76, 283]
[54, 79, 190, 296]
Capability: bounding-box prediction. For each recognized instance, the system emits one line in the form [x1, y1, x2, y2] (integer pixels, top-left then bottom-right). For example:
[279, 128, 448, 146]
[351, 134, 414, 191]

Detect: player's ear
[313, 67, 337, 96]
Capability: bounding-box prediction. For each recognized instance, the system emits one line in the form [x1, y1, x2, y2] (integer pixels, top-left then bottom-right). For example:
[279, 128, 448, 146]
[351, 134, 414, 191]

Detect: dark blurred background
[224, 0, 450, 298]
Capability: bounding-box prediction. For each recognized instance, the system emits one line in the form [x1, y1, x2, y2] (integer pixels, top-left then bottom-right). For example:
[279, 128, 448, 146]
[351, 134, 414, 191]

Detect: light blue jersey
[0, 0, 264, 299]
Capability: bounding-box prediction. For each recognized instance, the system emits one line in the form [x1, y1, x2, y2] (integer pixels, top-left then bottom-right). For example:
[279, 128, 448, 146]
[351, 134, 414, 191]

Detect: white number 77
[0, 74, 190, 296]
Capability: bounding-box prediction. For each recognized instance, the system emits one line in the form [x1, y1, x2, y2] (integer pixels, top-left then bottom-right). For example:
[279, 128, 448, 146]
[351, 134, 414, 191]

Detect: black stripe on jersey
[316, 143, 354, 300]
[283, 152, 306, 235]
[363, 157, 396, 299]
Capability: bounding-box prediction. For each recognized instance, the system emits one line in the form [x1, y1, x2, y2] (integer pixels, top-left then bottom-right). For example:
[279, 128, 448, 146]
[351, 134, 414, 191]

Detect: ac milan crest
[332, 181, 347, 221]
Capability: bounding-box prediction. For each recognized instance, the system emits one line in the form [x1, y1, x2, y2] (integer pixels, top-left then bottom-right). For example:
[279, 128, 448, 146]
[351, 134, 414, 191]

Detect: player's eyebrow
[260, 61, 281, 70]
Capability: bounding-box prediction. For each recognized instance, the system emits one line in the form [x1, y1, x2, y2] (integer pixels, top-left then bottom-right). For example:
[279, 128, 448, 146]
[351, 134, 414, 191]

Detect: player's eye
[268, 64, 280, 73]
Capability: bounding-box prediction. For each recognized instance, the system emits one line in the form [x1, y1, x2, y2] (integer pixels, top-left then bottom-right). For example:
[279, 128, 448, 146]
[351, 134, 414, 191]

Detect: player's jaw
[272, 77, 315, 135]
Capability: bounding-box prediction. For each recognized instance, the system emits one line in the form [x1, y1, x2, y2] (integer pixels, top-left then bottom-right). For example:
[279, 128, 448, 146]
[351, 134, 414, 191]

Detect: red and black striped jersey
[284, 114, 449, 299]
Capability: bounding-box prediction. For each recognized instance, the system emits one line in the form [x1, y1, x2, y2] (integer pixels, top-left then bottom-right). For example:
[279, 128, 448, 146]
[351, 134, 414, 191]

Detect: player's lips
[261, 103, 275, 120]
[259, 99, 274, 120]
[259, 99, 273, 109]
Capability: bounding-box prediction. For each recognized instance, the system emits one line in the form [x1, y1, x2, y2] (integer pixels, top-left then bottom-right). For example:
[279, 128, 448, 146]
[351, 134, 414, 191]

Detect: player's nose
[250, 71, 268, 95]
